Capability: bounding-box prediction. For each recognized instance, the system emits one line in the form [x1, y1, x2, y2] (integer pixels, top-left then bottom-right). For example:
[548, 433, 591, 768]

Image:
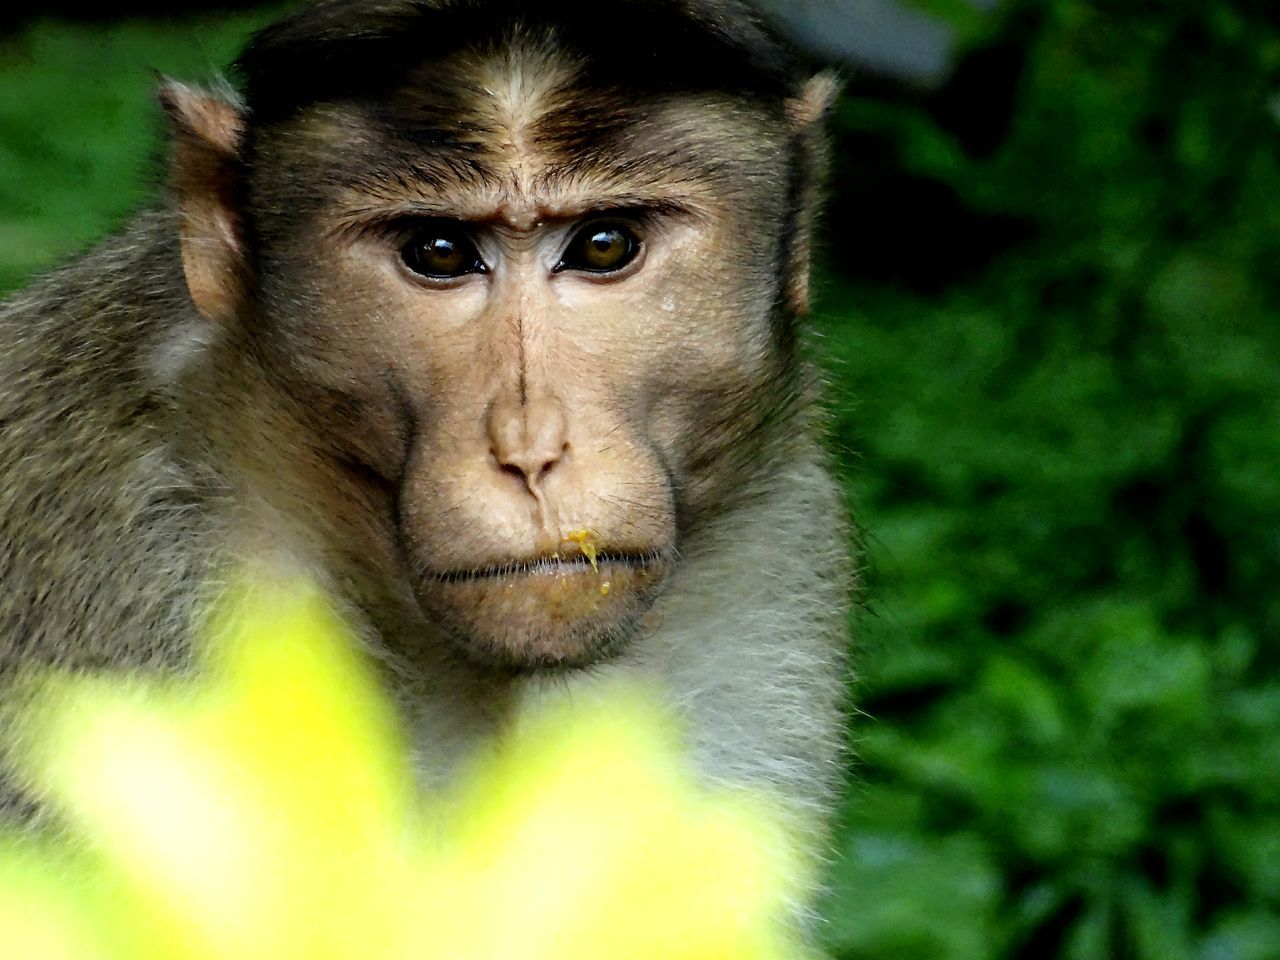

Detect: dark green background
[2, 3, 1278, 957]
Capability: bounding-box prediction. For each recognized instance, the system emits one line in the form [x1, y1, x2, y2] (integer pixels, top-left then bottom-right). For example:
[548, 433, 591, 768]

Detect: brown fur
[0, 0, 851, 920]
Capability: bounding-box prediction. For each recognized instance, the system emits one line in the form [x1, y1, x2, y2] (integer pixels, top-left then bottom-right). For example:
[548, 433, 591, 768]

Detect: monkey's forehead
[235, 0, 805, 129]
[250, 87, 790, 230]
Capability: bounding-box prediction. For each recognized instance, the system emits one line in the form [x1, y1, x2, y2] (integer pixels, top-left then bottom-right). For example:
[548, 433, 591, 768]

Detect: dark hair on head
[235, 0, 806, 126]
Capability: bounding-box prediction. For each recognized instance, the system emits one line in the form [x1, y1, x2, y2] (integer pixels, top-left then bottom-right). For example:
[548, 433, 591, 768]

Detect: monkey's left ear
[159, 80, 249, 326]
[784, 72, 841, 317]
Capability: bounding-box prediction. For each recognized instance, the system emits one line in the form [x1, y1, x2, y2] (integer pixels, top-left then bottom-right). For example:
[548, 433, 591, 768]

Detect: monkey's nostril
[538, 460, 556, 481]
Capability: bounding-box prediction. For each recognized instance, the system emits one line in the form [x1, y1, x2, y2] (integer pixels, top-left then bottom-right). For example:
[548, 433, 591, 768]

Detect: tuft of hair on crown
[232, 0, 813, 128]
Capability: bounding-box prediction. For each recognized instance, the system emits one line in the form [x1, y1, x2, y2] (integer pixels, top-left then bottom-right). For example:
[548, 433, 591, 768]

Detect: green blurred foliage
[818, 2, 1280, 958]
[1, 3, 1278, 958]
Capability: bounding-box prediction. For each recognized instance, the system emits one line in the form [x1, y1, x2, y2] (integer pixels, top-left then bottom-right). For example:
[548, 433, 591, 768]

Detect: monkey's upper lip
[427, 548, 667, 584]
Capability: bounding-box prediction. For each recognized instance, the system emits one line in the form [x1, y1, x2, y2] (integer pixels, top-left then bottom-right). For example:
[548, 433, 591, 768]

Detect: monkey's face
[223, 58, 802, 672]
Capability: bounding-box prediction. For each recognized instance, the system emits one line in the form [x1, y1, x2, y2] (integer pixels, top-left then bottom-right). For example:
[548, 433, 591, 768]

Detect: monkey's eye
[557, 222, 641, 274]
[401, 225, 485, 280]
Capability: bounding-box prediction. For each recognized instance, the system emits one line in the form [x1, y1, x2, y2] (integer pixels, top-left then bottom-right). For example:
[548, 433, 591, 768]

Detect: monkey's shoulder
[0, 209, 217, 667]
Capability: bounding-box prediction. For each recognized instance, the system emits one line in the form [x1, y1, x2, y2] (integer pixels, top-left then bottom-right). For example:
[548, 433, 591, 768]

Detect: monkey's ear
[159, 79, 248, 325]
[784, 71, 841, 317]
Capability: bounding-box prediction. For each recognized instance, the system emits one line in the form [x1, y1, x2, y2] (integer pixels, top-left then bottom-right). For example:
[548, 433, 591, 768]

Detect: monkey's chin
[416, 557, 668, 673]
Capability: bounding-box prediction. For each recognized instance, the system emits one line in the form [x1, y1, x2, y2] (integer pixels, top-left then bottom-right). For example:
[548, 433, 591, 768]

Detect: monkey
[0, 0, 851, 905]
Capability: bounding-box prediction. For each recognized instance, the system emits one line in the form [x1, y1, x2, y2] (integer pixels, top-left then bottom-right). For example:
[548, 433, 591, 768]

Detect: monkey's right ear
[159, 80, 248, 325]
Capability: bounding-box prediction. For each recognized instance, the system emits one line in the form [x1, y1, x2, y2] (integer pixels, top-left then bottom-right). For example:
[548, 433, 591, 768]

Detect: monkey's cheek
[416, 562, 667, 671]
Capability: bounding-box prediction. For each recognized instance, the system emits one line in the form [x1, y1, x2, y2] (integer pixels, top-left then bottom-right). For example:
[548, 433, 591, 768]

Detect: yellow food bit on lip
[561, 529, 599, 573]
[599, 582, 612, 596]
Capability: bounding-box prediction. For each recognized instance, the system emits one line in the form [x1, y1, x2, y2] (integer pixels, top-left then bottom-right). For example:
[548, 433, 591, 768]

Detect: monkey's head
[163, 0, 836, 672]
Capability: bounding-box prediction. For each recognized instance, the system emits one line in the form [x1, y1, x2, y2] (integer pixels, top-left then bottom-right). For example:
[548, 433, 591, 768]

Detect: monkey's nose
[487, 395, 570, 493]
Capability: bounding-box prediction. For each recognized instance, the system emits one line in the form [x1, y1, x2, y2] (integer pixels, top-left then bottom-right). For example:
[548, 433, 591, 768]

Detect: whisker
[428, 548, 667, 584]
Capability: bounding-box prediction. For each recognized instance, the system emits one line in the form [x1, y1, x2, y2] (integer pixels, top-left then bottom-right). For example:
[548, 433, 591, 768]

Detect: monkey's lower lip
[426, 550, 664, 584]
[414, 550, 670, 672]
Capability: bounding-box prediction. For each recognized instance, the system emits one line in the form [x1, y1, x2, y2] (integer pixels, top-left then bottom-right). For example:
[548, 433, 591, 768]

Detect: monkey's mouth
[426, 548, 666, 584]
[413, 547, 671, 672]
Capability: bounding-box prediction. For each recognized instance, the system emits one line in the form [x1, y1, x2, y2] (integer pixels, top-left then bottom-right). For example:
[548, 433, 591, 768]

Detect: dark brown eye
[558, 222, 641, 274]
[401, 225, 484, 279]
